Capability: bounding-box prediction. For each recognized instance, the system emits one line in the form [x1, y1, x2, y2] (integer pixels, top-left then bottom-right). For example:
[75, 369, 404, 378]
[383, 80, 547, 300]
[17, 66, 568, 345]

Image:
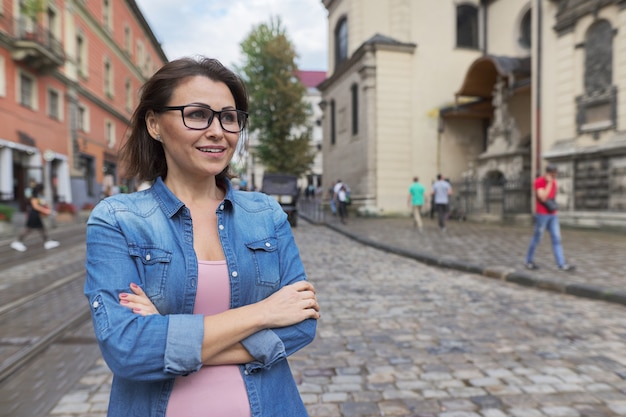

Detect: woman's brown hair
[119, 57, 249, 182]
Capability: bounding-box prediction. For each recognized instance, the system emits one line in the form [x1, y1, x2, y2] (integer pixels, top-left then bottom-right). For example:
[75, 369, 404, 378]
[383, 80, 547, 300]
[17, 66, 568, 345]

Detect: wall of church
[541, 2, 626, 226]
[486, 0, 531, 57]
[375, 50, 414, 214]
[321, 65, 371, 206]
[440, 118, 485, 181]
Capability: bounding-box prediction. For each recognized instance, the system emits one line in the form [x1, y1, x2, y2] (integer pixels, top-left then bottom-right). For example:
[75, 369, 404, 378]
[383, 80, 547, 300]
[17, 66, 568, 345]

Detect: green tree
[20, 0, 46, 19]
[238, 17, 315, 176]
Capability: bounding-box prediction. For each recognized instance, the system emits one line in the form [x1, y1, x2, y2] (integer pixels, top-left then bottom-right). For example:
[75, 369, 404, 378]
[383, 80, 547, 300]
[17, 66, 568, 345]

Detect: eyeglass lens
[182, 106, 245, 132]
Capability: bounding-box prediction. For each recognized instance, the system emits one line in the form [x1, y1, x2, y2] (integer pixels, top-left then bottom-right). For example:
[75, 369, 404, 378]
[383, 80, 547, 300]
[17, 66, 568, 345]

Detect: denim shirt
[84, 177, 316, 417]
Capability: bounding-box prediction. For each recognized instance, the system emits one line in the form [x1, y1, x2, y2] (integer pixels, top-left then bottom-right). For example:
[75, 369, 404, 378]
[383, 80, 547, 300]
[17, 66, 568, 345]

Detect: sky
[134, 0, 328, 72]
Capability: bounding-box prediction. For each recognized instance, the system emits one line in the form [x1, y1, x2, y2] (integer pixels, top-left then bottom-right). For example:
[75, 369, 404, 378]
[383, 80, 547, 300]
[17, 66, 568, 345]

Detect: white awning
[0, 138, 40, 154]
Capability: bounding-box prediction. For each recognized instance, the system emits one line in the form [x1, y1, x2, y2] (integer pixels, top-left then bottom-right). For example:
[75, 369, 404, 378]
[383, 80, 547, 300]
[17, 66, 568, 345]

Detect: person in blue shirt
[84, 57, 320, 417]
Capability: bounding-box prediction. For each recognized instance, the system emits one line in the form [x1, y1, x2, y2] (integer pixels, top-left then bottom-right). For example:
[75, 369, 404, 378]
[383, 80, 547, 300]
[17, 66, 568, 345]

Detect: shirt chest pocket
[128, 245, 172, 300]
[245, 237, 280, 287]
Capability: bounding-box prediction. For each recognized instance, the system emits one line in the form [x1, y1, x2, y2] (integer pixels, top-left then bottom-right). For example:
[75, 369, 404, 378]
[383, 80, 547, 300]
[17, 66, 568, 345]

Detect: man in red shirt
[524, 164, 575, 271]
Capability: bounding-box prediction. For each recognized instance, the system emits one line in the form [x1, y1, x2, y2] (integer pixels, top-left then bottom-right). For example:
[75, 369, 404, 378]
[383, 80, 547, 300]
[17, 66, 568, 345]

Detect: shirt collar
[151, 176, 235, 216]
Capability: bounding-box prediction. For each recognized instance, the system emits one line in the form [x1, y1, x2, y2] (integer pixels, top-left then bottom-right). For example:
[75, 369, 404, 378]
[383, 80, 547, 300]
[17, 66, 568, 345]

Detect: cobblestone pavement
[44, 219, 626, 417]
[325, 215, 626, 307]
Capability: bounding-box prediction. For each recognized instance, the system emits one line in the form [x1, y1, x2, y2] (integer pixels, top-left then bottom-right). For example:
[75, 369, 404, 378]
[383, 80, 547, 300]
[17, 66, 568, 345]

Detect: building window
[136, 41, 145, 69]
[334, 17, 348, 69]
[103, 0, 112, 31]
[519, 9, 531, 49]
[105, 121, 115, 148]
[124, 25, 131, 54]
[104, 58, 113, 97]
[585, 20, 612, 94]
[330, 99, 336, 145]
[48, 88, 60, 120]
[76, 32, 87, 77]
[351, 83, 358, 135]
[19, 72, 36, 109]
[125, 79, 132, 112]
[0, 56, 5, 97]
[77, 104, 89, 132]
[46, 6, 60, 40]
[456, 4, 478, 49]
[145, 55, 152, 74]
[577, 19, 615, 134]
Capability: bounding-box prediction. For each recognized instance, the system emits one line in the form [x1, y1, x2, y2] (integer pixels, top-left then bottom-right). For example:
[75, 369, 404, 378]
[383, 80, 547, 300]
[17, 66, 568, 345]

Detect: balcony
[7, 17, 65, 73]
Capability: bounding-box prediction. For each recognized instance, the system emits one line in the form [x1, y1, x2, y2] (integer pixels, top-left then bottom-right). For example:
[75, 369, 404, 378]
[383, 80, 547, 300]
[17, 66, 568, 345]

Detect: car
[261, 173, 300, 227]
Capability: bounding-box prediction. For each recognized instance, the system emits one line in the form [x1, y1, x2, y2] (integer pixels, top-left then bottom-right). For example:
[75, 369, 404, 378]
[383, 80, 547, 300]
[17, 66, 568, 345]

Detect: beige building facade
[319, 0, 626, 228]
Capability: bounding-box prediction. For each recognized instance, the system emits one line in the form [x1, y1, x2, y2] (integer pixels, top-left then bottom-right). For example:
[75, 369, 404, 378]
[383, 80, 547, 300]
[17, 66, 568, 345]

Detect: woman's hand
[257, 281, 320, 328]
[31, 198, 52, 216]
[118, 279, 319, 329]
[119, 283, 160, 316]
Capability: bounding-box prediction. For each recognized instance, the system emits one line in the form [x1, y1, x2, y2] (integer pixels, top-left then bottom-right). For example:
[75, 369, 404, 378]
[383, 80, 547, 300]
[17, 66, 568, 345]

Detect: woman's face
[146, 75, 240, 181]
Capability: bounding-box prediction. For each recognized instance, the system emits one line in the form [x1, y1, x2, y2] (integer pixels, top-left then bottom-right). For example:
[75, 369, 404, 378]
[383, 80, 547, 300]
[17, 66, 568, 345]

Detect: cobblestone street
[44, 219, 626, 417]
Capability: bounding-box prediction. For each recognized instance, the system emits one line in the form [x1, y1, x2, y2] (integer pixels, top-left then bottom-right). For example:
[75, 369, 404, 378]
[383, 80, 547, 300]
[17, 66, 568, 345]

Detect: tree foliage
[20, 0, 46, 19]
[238, 17, 315, 176]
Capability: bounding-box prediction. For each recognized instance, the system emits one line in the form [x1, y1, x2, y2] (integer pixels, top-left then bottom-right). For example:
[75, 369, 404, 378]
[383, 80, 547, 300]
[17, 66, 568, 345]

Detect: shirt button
[265, 242, 271, 248]
[220, 204, 224, 210]
[92, 301, 99, 309]
[232, 271, 238, 278]
[146, 254, 151, 261]
[218, 224, 224, 230]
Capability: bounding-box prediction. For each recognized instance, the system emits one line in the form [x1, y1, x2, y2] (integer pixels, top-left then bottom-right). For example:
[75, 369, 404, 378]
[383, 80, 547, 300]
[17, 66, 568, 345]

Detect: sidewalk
[305, 212, 626, 307]
[5, 207, 626, 307]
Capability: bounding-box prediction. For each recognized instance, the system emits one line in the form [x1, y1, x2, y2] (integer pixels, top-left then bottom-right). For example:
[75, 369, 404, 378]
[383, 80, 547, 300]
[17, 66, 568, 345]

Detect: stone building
[319, 0, 626, 228]
[0, 0, 166, 212]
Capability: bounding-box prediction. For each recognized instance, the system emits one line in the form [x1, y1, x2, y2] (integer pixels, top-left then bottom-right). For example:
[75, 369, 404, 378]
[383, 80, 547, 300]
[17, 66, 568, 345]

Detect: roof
[456, 55, 531, 98]
[296, 70, 327, 89]
[364, 33, 408, 46]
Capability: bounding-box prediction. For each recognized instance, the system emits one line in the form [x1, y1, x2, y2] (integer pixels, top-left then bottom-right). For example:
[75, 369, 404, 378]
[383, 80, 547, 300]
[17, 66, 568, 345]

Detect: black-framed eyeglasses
[159, 104, 248, 133]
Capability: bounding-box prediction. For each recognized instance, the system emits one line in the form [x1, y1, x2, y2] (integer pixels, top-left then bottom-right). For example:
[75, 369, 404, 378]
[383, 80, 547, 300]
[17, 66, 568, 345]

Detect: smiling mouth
[198, 148, 224, 153]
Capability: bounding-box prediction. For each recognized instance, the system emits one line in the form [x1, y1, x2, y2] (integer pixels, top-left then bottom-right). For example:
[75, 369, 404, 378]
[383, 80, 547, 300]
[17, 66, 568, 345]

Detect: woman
[84, 57, 320, 417]
[10, 183, 59, 252]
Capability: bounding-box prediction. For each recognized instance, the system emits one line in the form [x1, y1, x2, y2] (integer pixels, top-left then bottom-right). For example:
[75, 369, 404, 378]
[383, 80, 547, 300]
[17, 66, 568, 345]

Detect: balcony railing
[4, 16, 65, 72]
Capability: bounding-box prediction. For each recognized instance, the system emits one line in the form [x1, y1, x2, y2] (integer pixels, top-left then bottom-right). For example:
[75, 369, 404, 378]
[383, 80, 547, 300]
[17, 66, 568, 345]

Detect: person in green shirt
[407, 176, 426, 231]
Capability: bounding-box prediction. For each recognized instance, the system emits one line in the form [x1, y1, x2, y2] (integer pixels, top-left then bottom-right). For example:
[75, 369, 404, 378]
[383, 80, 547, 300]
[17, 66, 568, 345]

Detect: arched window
[519, 9, 531, 49]
[576, 19, 616, 135]
[456, 4, 478, 49]
[335, 17, 348, 69]
[585, 20, 612, 94]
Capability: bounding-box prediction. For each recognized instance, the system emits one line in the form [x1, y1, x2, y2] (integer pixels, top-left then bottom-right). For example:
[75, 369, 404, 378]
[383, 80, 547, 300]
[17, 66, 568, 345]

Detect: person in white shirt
[431, 174, 452, 231]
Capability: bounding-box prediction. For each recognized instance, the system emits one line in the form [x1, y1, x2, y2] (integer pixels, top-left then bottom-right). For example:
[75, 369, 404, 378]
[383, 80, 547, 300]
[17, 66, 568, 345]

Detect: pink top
[166, 260, 251, 417]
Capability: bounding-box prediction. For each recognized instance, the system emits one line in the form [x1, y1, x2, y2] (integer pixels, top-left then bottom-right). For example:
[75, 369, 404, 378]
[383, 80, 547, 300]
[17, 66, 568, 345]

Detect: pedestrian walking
[336, 183, 350, 224]
[10, 183, 60, 252]
[525, 164, 575, 271]
[84, 56, 319, 417]
[329, 181, 337, 215]
[407, 176, 425, 231]
[431, 174, 453, 231]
